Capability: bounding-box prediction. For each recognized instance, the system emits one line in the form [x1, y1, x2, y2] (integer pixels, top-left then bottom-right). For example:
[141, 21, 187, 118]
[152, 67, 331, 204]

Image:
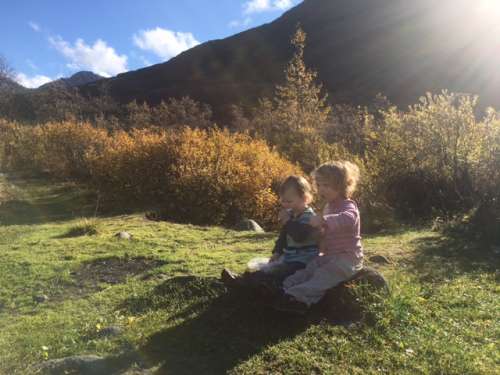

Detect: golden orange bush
[0, 120, 299, 228]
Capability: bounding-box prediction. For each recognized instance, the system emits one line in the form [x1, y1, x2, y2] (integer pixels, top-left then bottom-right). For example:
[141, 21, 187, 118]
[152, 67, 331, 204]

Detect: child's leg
[262, 262, 305, 289]
[284, 257, 362, 306]
[282, 257, 320, 289]
[238, 262, 303, 288]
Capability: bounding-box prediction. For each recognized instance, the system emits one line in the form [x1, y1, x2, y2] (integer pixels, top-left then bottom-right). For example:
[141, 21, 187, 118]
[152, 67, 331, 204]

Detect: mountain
[40, 71, 104, 90]
[0, 76, 26, 95]
[80, 0, 500, 117]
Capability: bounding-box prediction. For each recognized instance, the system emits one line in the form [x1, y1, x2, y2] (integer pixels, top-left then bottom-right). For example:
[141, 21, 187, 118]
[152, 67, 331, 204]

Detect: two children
[221, 176, 320, 293]
[222, 160, 364, 314]
[276, 161, 364, 313]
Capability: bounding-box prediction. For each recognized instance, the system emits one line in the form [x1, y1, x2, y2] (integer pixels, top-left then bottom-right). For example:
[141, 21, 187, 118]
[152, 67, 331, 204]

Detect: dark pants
[238, 262, 305, 292]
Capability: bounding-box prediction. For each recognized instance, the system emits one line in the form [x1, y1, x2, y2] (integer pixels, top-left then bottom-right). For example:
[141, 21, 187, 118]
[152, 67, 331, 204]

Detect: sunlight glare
[476, 0, 500, 18]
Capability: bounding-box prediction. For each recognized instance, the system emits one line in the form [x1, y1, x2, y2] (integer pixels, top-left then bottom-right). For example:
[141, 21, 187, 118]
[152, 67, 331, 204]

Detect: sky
[0, 0, 301, 88]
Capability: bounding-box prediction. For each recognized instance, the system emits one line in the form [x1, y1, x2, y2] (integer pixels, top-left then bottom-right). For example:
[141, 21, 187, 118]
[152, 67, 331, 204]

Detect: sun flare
[476, 0, 500, 17]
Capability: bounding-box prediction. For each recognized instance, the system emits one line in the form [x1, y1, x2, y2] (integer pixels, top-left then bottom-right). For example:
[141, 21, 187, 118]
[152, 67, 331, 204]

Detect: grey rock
[121, 368, 155, 375]
[319, 267, 389, 322]
[368, 255, 392, 265]
[98, 325, 123, 338]
[34, 294, 49, 303]
[115, 231, 132, 240]
[235, 219, 265, 232]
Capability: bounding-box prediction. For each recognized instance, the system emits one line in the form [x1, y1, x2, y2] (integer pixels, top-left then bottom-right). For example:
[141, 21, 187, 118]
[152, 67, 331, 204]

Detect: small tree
[252, 26, 332, 172]
[0, 55, 14, 81]
[274, 27, 330, 133]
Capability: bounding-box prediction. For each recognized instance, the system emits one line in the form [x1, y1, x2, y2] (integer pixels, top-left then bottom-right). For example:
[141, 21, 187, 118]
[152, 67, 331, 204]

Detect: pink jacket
[321, 199, 363, 260]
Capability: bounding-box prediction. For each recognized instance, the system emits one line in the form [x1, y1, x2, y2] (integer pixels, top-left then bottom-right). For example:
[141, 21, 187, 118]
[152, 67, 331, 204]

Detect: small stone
[115, 231, 132, 240]
[34, 294, 49, 303]
[98, 325, 123, 338]
[156, 273, 169, 281]
[368, 255, 392, 265]
[121, 369, 155, 375]
[235, 219, 265, 232]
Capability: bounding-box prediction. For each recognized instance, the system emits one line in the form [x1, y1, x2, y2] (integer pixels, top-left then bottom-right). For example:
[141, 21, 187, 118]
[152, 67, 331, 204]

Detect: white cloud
[274, 0, 294, 10]
[26, 59, 38, 70]
[243, 0, 294, 14]
[28, 21, 41, 32]
[139, 56, 153, 67]
[229, 17, 253, 28]
[49, 36, 128, 77]
[15, 73, 52, 88]
[133, 27, 200, 60]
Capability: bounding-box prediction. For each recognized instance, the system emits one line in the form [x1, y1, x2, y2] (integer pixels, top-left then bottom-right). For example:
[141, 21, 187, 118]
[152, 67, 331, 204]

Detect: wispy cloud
[49, 36, 128, 77]
[133, 27, 200, 61]
[28, 21, 41, 32]
[229, 17, 252, 28]
[243, 0, 294, 14]
[26, 59, 38, 70]
[15, 72, 52, 88]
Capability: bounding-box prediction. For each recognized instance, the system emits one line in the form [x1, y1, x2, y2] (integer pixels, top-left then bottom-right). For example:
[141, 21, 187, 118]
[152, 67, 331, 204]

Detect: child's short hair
[279, 175, 313, 203]
[313, 161, 360, 198]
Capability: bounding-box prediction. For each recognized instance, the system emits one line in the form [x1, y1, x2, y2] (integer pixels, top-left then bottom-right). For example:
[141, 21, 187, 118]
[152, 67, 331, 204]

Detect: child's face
[315, 178, 341, 203]
[280, 189, 308, 214]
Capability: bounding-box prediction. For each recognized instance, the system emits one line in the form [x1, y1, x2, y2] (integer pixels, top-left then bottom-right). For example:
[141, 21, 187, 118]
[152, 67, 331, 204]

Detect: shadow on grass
[408, 234, 499, 283]
[118, 276, 310, 374]
[0, 175, 98, 226]
[0, 173, 152, 226]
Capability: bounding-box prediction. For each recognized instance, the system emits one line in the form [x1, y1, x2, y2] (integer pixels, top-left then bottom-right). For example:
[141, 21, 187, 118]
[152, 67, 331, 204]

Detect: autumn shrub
[0, 120, 299, 228]
[0, 120, 109, 179]
[0, 119, 45, 172]
[87, 127, 299, 228]
[366, 92, 492, 219]
[36, 122, 109, 179]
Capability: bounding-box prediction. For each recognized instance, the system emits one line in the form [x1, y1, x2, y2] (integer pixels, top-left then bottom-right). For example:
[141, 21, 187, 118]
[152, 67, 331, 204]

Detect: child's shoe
[221, 268, 240, 289]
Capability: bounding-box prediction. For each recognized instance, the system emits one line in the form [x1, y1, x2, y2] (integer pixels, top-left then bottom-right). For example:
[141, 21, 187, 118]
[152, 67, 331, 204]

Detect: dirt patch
[71, 256, 167, 290]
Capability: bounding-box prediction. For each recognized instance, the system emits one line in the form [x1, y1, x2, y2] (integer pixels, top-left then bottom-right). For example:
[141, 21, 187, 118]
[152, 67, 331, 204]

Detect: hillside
[0, 76, 26, 94]
[3, 0, 499, 123]
[80, 0, 500, 117]
[40, 71, 104, 90]
[0, 174, 497, 374]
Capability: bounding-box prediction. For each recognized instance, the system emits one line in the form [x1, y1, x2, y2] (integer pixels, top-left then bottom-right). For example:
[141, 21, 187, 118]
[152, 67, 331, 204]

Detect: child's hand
[278, 209, 291, 224]
[269, 253, 280, 263]
[309, 215, 324, 228]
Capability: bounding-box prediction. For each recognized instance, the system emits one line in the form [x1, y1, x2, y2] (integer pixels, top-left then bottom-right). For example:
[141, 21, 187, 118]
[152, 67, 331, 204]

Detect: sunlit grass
[0, 175, 497, 374]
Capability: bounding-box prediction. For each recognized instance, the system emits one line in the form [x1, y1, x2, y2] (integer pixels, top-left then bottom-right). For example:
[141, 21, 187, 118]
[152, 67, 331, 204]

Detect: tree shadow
[0, 176, 98, 226]
[0, 173, 153, 226]
[120, 276, 311, 374]
[408, 234, 499, 283]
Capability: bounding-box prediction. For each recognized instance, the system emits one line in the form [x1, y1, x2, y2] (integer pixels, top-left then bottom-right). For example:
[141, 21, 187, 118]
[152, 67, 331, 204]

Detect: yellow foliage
[0, 120, 298, 228]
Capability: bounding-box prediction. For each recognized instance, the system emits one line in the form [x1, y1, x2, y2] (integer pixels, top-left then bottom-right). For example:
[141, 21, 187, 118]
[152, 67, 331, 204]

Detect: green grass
[0, 173, 498, 374]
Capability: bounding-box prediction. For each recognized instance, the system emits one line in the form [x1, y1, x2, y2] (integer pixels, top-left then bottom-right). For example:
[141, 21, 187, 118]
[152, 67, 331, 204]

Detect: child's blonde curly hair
[313, 161, 360, 199]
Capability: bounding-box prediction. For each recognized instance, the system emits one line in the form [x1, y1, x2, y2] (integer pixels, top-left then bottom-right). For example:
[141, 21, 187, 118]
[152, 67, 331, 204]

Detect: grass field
[0, 173, 498, 374]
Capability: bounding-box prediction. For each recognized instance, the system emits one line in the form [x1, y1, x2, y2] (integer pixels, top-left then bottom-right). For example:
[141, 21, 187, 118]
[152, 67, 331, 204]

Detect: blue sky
[0, 0, 301, 87]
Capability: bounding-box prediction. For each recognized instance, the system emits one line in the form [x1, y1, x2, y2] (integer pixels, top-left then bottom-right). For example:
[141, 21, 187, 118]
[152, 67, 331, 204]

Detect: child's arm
[282, 220, 317, 243]
[272, 226, 287, 257]
[322, 202, 359, 232]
